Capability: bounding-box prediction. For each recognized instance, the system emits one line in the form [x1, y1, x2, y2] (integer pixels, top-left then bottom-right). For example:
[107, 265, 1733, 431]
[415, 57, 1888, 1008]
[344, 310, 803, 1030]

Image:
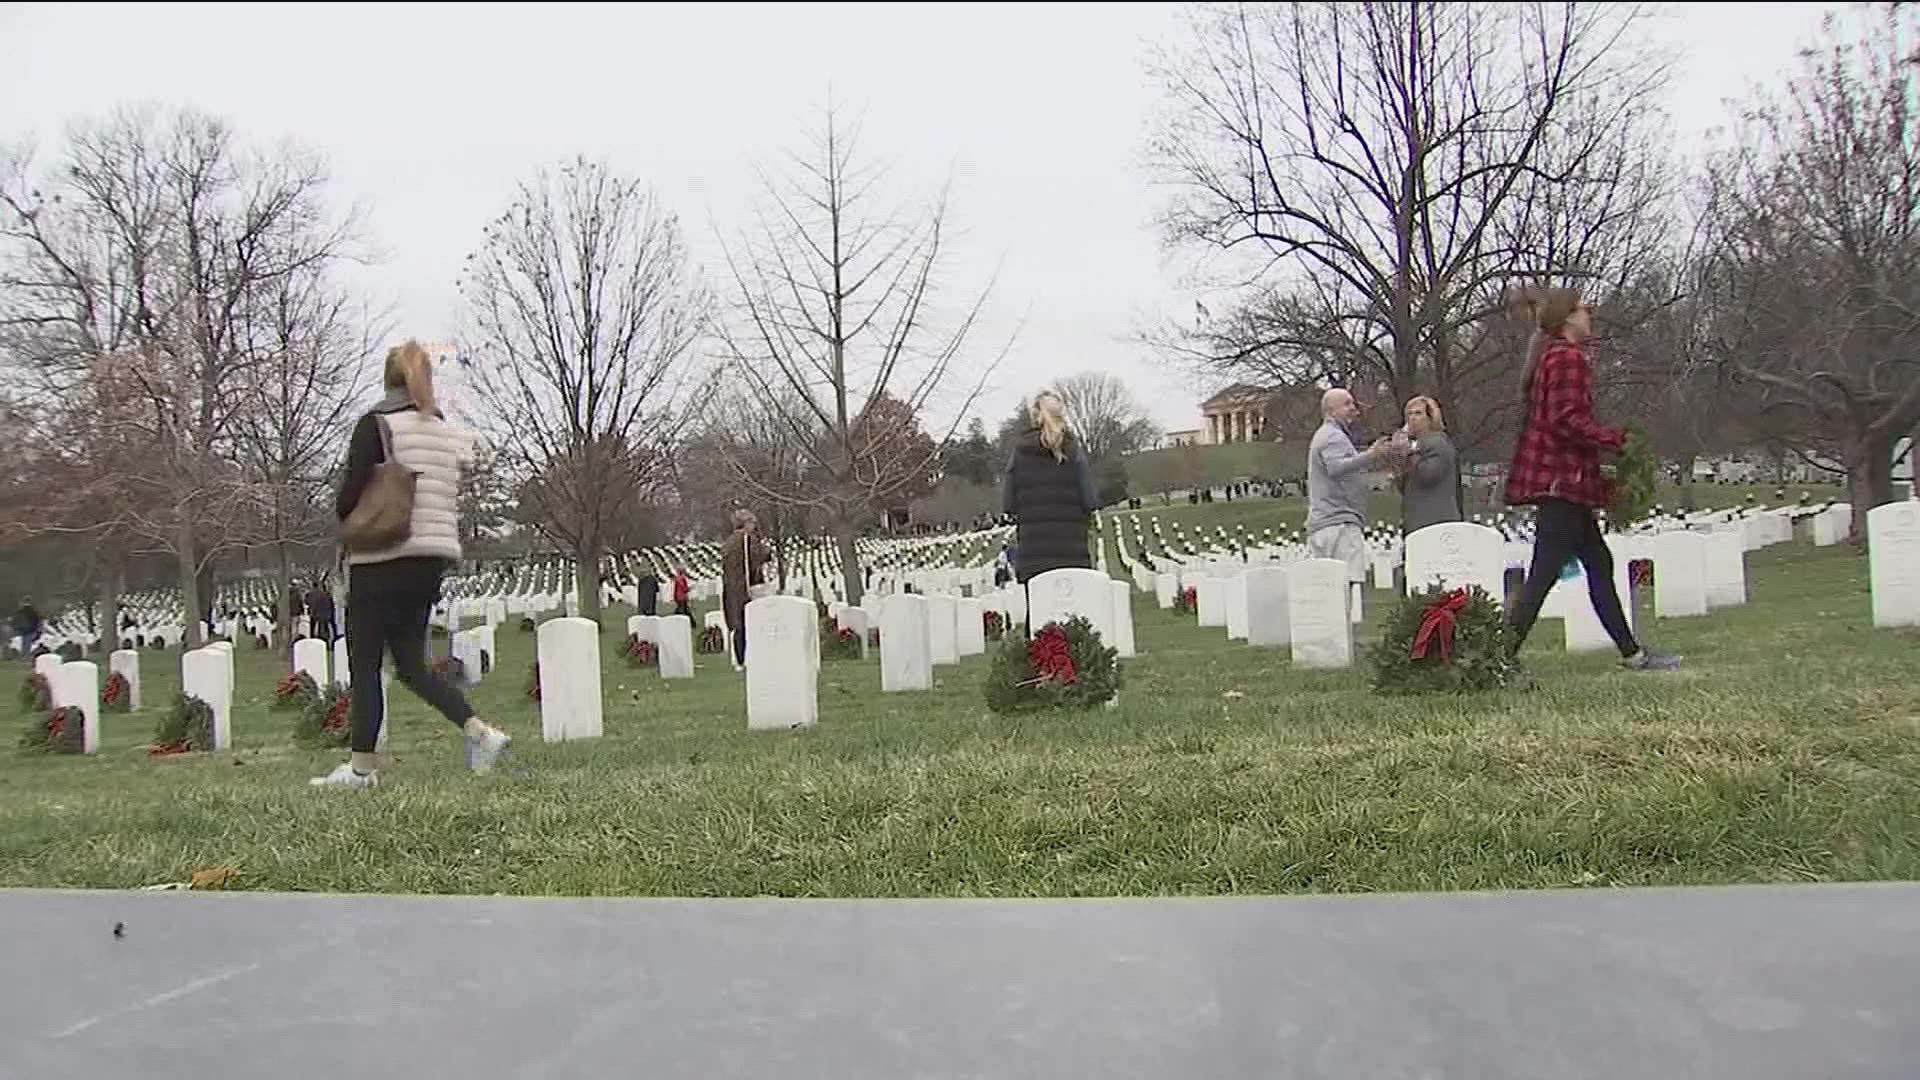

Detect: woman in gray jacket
[1400, 395, 1460, 533]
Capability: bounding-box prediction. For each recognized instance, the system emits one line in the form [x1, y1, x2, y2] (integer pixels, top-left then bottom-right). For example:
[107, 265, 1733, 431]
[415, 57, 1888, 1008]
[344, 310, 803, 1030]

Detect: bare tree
[462, 157, 709, 623]
[1699, 6, 1920, 534]
[1053, 371, 1161, 464]
[717, 108, 1002, 605]
[0, 108, 362, 643]
[1149, 2, 1668, 462]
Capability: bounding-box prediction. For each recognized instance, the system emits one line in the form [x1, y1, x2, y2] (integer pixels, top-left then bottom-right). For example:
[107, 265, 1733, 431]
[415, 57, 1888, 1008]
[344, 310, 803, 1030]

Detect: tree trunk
[1677, 453, 1698, 511]
[574, 534, 602, 626]
[276, 540, 294, 657]
[1846, 428, 1896, 541]
[834, 517, 863, 608]
[103, 560, 123, 653]
[194, 560, 216, 639]
[177, 524, 203, 648]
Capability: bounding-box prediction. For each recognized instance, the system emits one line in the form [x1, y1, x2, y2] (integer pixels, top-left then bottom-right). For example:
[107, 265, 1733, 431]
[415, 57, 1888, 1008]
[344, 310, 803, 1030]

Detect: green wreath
[153, 694, 215, 754]
[1605, 427, 1659, 529]
[293, 683, 351, 749]
[19, 705, 85, 754]
[19, 672, 52, 712]
[984, 615, 1121, 714]
[272, 671, 320, 712]
[821, 619, 862, 661]
[1369, 583, 1521, 694]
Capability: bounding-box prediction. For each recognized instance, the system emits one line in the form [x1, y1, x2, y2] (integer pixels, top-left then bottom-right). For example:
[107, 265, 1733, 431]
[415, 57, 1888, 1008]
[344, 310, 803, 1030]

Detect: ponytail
[1502, 286, 1582, 396]
[383, 340, 440, 417]
[1030, 391, 1070, 462]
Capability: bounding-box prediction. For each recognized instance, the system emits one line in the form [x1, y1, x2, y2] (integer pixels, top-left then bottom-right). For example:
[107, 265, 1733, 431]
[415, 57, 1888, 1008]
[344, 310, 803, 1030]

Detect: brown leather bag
[339, 415, 416, 552]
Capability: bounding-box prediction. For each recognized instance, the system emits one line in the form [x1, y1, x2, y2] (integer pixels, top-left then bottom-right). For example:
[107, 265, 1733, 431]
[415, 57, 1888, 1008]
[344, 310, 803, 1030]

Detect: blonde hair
[383, 340, 439, 416]
[1406, 395, 1444, 432]
[1503, 286, 1584, 396]
[1029, 390, 1070, 461]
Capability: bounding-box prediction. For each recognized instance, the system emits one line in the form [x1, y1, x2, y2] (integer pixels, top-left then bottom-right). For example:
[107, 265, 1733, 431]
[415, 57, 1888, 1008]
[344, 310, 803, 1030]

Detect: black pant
[1507, 499, 1639, 658]
[346, 557, 472, 753]
[310, 617, 336, 643]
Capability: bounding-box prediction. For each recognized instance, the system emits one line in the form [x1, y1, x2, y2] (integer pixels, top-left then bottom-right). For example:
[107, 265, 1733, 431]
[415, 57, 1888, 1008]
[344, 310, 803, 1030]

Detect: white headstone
[926, 594, 959, 666]
[745, 596, 818, 731]
[34, 653, 61, 680]
[1703, 530, 1747, 609]
[180, 648, 231, 750]
[1195, 577, 1226, 628]
[1108, 579, 1137, 658]
[451, 629, 484, 685]
[632, 614, 662, 646]
[1154, 572, 1179, 610]
[1404, 523, 1506, 602]
[1869, 501, 1920, 629]
[1224, 574, 1250, 641]
[842, 606, 873, 659]
[1812, 507, 1841, 547]
[1287, 559, 1353, 670]
[1244, 567, 1291, 647]
[658, 615, 695, 679]
[332, 637, 351, 687]
[1371, 549, 1396, 591]
[1652, 531, 1709, 618]
[52, 660, 100, 754]
[475, 625, 495, 674]
[292, 638, 329, 686]
[1029, 568, 1118, 646]
[880, 594, 933, 692]
[109, 648, 141, 711]
[536, 617, 603, 742]
[1550, 551, 1637, 654]
[956, 598, 987, 658]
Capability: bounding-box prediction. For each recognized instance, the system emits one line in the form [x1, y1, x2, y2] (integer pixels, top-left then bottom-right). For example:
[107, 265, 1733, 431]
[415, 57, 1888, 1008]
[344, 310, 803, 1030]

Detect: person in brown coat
[720, 509, 771, 669]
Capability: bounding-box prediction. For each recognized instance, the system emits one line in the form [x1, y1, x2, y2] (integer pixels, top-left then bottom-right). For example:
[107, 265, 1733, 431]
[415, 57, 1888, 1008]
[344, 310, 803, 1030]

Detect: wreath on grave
[1604, 428, 1659, 529]
[102, 671, 131, 713]
[292, 683, 350, 749]
[525, 661, 541, 702]
[867, 626, 881, 650]
[1175, 587, 1198, 615]
[518, 615, 537, 633]
[983, 616, 1121, 714]
[20, 704, 85, 754]
[983, 609, 1006, 642]
[621, 634, 658, 668]
[254, 633, 270, 649]
[272, 671, 320, 712]
[19, 672, 52, 713]
[1369, 584, 1520, 695]
[151, 694, 214, 756]
[696, 625, 726, 654]
[821, 620, 862, 661]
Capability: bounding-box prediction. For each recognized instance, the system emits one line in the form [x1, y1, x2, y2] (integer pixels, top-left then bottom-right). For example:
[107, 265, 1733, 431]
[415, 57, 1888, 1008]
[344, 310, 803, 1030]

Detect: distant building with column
[1200, 384, 1274, 444]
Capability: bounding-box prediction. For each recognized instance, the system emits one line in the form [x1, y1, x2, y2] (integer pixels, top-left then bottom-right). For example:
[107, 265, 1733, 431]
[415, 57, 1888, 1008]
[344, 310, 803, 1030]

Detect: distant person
[1306, 388, 1404, 593]
[1399, 395, 1461, 533]
[1001, 390, 1098, 584]
[636, 568, 660, 616]
[720, 509, 771, 670]
[993, 544, 1014, 587]
[312, 340, 509, 790]
[305, 582, 336, 643]
[671, 568, 691, 618]
[1502, 287, 1679, 672]
[12, 597, 44, 655]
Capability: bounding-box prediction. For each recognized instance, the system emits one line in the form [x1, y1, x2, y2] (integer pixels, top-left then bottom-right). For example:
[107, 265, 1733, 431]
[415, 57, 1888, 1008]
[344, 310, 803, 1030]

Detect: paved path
[3, 883, 1915, 1079]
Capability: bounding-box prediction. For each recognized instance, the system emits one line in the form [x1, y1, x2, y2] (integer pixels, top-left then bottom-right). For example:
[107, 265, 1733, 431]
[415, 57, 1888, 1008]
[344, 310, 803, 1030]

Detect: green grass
[2, 537, 1915, 898]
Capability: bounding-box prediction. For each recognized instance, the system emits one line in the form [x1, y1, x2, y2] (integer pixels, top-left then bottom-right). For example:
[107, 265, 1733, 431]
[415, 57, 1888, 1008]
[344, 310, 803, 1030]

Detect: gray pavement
[3, 883, 1916, 1079]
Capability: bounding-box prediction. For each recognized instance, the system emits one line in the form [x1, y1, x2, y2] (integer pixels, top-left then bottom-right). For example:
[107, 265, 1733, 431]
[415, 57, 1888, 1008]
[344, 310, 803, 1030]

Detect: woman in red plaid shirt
[1504, 287, 1680, 672]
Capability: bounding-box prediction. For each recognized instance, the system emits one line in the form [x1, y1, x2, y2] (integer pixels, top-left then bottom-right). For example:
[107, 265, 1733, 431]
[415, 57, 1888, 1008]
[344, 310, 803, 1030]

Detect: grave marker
[927, 595, 959, 666]
[1704, 530, 1748, 609]
[292, 638, 329, 687]
[880, 594, 933, 692]
[1652, 531, 1709, 619]
[1287, 559, 1353, 670]
[1244, 567, 1290, 647]
[537, 617, 603, 742]
[956, 598, 987, 658]
[1404, 523, 1506, 601]
[658, 615, 696, 679]
[1869, 502, 1920, 628]
[180, 648, 231, 750]
[745, 596, 818, 731]
[52, 660, 100, 754]
[1030, 568, 1118, 645]
[1108, 579, 1137, 658]
[109, 649, 141, 711]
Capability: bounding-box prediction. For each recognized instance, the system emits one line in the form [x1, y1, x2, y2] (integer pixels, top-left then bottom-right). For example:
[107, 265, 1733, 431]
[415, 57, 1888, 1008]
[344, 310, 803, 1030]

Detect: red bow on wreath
[1409, 588, 1470, 662]
[1026, 627, 1077, 685]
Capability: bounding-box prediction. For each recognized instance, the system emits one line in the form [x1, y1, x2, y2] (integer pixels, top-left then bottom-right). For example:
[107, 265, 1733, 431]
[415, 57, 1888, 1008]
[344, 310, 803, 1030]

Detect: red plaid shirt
[1504, 339, 1623, 509]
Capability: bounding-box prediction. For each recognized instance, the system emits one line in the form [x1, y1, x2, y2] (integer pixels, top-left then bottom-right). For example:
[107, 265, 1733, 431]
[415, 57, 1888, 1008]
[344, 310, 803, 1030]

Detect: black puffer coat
[1001, 429, 1097, 584]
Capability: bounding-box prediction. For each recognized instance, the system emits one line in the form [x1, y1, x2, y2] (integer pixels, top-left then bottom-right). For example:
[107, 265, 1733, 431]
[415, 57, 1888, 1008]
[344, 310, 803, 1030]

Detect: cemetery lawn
[3, 540, 1917, 898]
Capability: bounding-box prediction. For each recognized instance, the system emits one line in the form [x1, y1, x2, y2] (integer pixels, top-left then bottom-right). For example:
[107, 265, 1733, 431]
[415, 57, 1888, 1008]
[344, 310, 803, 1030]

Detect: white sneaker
[308, 762, 377, 789]
[467, 728, 511, 775]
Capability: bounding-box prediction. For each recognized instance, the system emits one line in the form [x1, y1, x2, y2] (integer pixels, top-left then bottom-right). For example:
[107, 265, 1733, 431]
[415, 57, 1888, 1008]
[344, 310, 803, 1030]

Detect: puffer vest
[346, 407, 467, 565]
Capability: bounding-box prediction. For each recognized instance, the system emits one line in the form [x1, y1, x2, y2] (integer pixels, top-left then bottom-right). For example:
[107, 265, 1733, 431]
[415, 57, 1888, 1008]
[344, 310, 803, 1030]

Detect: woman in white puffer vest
[310, 341, 509, 789]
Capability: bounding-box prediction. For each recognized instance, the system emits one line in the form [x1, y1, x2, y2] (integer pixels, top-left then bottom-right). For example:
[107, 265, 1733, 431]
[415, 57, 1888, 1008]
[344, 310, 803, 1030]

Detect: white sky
[0, 1, 1840, 435]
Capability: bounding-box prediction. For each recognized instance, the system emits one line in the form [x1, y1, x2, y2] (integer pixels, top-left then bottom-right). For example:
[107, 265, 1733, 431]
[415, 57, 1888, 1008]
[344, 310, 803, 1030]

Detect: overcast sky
[0, 1, 1840, 434]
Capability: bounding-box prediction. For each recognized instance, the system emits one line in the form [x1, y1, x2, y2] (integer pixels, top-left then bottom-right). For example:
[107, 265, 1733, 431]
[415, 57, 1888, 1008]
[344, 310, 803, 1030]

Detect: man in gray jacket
[1307, 389, 1405, 588]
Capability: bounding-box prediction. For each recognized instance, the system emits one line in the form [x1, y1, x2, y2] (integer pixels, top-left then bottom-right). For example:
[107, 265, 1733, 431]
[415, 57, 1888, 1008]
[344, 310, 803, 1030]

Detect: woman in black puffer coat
[1001, 390, 1099, 584]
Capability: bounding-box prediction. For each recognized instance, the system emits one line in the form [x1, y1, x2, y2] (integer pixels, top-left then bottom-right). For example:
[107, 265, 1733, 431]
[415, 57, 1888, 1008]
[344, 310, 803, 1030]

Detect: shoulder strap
[373, 414, 397, 464]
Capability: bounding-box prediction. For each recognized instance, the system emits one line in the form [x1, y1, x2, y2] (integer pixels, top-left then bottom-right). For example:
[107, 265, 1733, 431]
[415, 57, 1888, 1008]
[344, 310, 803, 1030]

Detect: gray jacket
[1402, 432, 1461, 533]
[1306, 419, 1378, 533]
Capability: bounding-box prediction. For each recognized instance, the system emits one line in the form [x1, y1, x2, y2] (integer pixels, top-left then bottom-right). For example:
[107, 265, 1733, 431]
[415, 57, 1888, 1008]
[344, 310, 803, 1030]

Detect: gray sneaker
[1622, 649, 1682, 672]
[465, 729, 512, 774]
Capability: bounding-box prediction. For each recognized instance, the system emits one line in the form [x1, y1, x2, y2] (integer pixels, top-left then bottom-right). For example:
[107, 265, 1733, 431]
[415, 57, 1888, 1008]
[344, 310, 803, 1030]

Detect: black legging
[345, 556, 473, 752]
[1507, 499, 1639, 658]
